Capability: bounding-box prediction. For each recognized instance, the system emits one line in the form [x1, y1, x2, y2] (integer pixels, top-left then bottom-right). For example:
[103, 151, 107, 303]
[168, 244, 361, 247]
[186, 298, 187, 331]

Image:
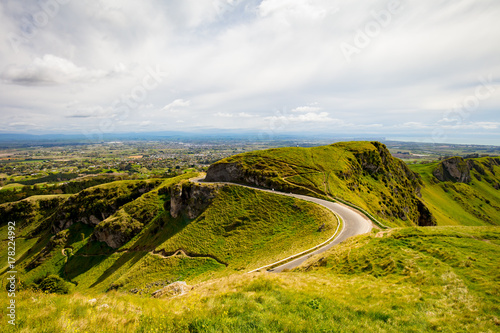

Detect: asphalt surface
[193, 178, 373, 272]
[268, 194, 373, 272]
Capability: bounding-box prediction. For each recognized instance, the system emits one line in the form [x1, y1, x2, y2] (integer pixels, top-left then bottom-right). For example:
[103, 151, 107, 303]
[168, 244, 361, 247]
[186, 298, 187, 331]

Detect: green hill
[409, 156, 500, 226]
[1, 173, 337, 295]
[206, 141, 500, 228]
[206, 141, 433, 227]
[1, 141, 499, 332]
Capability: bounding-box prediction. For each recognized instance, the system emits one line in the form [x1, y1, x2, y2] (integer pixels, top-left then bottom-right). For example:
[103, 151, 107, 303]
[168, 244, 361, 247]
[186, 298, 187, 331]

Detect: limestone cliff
[92, 210, 143, 248]
[433, 157, 471, 183]
[170, 182, 221, 219]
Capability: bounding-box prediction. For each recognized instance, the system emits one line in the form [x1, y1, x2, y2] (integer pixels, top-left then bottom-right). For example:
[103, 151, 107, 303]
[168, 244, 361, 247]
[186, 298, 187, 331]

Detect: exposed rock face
[170, 182, 220, 219]
[50, 180, 160, 234]
[52, 213, 112, 234]
[205, 162, 272, 188]
[93, 231, 124, 249]
[416, 199, 436, 226]
[92, 216, 142, 249]
[351, 142, 422, 184]
[433, 157, 471, 183]
[151, 281, 189, 298]
[205, 162, 244, 183]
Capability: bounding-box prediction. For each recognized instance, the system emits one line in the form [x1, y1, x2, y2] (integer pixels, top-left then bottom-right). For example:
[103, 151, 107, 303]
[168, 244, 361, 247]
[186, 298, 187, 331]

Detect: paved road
[268, 194, 372, 272]
[193, 178, 373, 272]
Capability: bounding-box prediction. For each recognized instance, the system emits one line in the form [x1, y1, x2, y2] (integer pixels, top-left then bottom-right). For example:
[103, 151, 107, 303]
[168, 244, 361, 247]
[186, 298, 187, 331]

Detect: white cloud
[266, 111, 335, 123]
[215, 112, 256, 118]
[291, 105, 322, 113]
[440, 122, 500, 130]
[0, 0, 498, 144]
[258, 0, 329, 20]
[162, 99, 191, 113]
[215, 112, 233, 117]
[399, 122, 429, 129]
[292, 112, 333, 122]
[238, 112, 255, 118]
[1, 54, 110, 85]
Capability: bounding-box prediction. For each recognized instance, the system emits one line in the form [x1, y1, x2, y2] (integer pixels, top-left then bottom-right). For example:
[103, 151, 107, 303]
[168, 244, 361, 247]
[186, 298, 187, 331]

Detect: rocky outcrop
[433, 157, 471, 183]
[151, 281, 190, 298]
[205, 162, 245, 182]
[50, 180, 161, 234]
[93, 229, 127, 249]
[52, 213, 111, 234]
[170, 182, 221, 219]
[352, 142, 421, 184]
[204, 162, 274, 188]
[92, 214, 142, 249]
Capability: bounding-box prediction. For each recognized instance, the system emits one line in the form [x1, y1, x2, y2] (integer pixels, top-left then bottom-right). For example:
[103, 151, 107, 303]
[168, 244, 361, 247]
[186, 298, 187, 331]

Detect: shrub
[38, 275, 70, 294]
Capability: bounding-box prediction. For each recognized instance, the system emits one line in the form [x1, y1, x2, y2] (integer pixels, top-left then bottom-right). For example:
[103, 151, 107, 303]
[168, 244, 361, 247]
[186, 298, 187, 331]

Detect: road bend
[193, 178, 373, 272]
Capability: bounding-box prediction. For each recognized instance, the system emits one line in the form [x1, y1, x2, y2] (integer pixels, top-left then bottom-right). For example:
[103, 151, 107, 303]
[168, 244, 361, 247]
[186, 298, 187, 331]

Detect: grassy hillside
[207, 141, 431, 227]
[3, 226, 498, 332]
[207, 142, 500, 227]
[2, 142, 498, 332]
[153, 185, 337, 272]
[0, 174, 132, 205]
[409, 157, 500, 226]
[1, 173, 337, 295]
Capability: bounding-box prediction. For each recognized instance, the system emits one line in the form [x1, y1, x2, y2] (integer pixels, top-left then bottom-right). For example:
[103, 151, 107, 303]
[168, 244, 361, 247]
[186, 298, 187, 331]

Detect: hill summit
[206, 141, 435, 227]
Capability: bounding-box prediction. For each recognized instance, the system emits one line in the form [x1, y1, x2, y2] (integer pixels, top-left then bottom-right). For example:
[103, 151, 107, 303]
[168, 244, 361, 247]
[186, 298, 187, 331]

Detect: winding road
[194, 178, 373, 273]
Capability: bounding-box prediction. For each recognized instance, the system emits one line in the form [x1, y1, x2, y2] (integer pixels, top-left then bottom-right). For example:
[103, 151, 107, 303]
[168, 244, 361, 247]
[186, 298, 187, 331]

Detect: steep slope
[409, 156, 500, 226]
[206, 141, 433, 227]
[1, 173, 337, 294]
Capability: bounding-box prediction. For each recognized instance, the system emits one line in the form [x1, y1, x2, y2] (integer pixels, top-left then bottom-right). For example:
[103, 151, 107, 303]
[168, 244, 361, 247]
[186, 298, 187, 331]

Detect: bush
[38, 275, 70, 294]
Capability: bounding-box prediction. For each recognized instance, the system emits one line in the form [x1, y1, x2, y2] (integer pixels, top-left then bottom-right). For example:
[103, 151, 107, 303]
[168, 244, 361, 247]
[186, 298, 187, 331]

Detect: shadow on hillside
[62, 244, 111, 282]
[73, 213, 193, 289]
[88, 251, 147, 289]
[11, 233, 52, 275]
[126, 213, 193, 253]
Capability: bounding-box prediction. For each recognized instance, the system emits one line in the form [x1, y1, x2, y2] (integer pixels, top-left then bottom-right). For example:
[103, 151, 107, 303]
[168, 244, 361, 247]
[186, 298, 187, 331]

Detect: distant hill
[409, 156, 500, 226]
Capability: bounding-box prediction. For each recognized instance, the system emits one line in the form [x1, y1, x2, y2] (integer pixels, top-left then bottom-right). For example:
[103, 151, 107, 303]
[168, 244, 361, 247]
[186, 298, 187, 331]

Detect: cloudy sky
[0, 0, 499, 144]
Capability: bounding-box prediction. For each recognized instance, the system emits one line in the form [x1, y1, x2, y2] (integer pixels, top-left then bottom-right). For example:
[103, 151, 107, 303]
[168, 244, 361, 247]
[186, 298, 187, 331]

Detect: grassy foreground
[2, 226, 498, 332]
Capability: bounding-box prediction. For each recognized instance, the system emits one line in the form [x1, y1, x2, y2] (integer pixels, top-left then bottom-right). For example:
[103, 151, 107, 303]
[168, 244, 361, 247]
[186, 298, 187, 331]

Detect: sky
[0, 0, 499, 144]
